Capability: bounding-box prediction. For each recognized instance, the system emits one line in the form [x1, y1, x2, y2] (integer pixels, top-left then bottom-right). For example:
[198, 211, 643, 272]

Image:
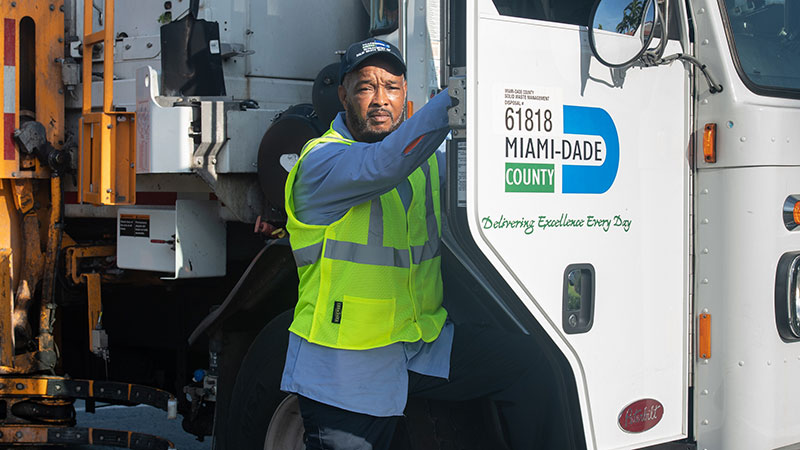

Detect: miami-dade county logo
[504, 105, 619, 194]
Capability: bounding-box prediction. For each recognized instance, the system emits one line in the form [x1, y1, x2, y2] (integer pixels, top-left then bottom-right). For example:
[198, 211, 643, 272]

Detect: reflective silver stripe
[293, 242, 324, 267]
[420, 161, 440, 244]
[411, 239, 441, 264]
[303, 138, 354, 158]
[325, 240, 410, 268]
[368, 199, 383, 246]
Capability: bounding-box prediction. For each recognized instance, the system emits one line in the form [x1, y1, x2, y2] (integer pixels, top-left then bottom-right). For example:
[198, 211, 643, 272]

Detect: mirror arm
[651, 0, 669, 60]
[660, 53, 724, 94]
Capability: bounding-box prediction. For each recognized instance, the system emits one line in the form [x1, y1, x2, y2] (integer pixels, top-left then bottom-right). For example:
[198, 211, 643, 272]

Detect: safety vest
[284, 125, 446, 350]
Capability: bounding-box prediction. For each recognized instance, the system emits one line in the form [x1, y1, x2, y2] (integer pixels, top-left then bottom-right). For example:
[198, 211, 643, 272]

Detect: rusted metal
[63, 244, 115, 357]
[0, 249, 13, 367]
[0, 424, 176, 448]
[0, 182, 21, 285]
[83, 272, 103, 355]
[0, 0, 65, 179]
[10, 180, 41, 351]
[0, 377, 175, 411]
[36, 175, 62, 372]
[0, 352, 37, 375]
[65, 245, 115, 285]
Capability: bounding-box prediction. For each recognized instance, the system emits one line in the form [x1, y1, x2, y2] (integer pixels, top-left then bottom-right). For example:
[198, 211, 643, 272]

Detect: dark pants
[298, 324, 571, 450]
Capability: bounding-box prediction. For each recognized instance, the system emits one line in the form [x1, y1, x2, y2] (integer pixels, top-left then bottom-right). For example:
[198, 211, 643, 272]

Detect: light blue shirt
[281, 89, 452, 417]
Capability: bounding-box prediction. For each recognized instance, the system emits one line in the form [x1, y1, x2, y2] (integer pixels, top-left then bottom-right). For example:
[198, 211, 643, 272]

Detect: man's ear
[338, 84, 347, 109]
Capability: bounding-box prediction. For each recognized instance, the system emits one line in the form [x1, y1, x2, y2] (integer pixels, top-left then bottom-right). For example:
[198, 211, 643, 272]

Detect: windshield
[723, 0, 800, 94]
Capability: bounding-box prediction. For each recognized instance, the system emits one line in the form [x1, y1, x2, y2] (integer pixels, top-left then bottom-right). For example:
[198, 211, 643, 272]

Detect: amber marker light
[698, 313, 711, 359]
[703, 123, 717, 163]
[783, 196, 800, 231]
[794, 202, 800, 225]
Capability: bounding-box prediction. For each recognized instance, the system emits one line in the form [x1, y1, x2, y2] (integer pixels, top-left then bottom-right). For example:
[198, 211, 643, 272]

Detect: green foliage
[616, 0, 643, 35]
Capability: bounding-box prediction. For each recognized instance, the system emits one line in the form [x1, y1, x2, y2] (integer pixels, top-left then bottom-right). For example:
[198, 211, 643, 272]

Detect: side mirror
[588, 0, 657, 68]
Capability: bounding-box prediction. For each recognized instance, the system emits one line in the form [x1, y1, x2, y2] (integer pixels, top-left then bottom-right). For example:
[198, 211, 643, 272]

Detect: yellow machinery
[0, 0, 174, 446]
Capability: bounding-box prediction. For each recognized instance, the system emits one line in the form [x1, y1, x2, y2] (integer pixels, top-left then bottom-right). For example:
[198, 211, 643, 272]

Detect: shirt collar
[331, 112, 355, 140]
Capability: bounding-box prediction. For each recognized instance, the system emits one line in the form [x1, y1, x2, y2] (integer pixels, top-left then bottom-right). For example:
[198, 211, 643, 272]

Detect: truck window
[723, 0, 800, 95]
[492, 0, 596, 27]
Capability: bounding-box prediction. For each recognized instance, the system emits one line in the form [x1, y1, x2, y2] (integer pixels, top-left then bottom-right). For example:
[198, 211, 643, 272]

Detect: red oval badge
[618, 399, 664, 433]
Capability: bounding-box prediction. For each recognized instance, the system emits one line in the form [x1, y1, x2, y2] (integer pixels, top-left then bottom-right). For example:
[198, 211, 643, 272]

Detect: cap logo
[355, 41, 392, 58]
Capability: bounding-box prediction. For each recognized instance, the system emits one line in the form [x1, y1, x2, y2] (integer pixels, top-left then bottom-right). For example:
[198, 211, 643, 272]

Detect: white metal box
[117, 200, 226, 279]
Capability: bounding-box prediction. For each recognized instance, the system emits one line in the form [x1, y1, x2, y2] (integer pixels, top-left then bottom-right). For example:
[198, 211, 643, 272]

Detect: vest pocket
[336, 295, 396, 349]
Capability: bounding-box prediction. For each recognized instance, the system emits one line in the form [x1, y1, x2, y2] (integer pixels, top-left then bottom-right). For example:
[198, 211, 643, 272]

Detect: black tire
[225, 309, 294, 449]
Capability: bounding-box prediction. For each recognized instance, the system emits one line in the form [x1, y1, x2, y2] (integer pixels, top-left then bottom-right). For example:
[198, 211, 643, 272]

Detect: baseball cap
[339, 38, 406, 85]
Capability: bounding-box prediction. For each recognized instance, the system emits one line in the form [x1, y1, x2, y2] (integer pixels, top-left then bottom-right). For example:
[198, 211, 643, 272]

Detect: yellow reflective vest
[284, 125, 446, 350]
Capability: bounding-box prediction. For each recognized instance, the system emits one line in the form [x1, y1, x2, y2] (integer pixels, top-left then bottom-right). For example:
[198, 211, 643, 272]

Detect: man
[282, 38, 566, 450]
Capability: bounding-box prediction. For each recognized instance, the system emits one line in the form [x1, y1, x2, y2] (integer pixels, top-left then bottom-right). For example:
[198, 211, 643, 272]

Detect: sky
[593, 0, 652, 33]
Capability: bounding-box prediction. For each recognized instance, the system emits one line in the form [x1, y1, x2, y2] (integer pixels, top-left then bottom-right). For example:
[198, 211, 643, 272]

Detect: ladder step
[84, 30, 106, 46]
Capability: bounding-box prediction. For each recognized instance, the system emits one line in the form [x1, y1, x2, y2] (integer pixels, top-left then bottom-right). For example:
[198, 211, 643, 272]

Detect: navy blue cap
[339, 38, 406, 85]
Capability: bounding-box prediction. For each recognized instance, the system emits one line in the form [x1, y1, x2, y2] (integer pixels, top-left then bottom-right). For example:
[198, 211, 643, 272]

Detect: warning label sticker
[119, 214, 150, 237]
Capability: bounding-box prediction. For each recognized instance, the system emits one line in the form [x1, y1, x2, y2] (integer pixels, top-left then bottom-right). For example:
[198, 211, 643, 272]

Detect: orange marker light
[699, 313, 711, 359]
[407, 101, 414, 117]
[703, 123, 717, 163]
[793, 202, 800, 226]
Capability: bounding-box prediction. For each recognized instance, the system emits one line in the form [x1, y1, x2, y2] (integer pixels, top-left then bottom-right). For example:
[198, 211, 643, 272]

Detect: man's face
[338, 58, 407, 143]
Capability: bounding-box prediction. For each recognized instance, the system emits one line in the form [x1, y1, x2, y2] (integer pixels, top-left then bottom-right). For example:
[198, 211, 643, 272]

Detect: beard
[345, 101, 405, 143]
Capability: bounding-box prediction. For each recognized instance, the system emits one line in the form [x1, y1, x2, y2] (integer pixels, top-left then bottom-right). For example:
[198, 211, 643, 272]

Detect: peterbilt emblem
[618, 399, 663, 433]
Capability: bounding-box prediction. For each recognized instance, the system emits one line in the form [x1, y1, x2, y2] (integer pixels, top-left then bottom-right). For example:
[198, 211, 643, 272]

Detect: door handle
[563, 264, 595, 334]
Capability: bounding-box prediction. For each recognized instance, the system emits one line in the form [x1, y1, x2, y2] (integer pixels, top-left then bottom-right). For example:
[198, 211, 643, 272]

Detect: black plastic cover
[160, 15, 226, 97]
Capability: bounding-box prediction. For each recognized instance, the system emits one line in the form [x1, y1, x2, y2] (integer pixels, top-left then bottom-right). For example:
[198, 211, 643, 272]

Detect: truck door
[463, 0, 690, 447]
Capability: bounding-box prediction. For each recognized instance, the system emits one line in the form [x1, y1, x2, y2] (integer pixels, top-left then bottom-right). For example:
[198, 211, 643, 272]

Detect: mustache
[367, 108, 394, 118]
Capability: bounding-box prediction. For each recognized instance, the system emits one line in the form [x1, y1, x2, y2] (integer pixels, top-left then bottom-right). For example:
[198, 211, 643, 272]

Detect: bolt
[106, 189, 112, 193]
[56, 433, 61, 438]
[58, 37, 63, 43]
[15, 431, 23, 438]
[195, 158, 202, 165]
[146, 42, 153, 48]
[15, 383, 24, 390]
[0, 431, 4, 438]
[211, 158, 217, 164]
[60, 5, 65, 11]
[125, 44, 131, 50]
[50, 4, 55, 11]
[10, 2, 16, 7]
[58, 89, 63, 94]
[0, 383, 5, 389]
[76, 433, 81, 438]
[55, 384, 62, 391]
[107, 124, 113, 129]
[76, 386, 82, 392]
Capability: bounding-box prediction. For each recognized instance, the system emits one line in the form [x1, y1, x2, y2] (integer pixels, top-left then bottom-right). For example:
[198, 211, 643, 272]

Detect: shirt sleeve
[293, 88, 452, 226]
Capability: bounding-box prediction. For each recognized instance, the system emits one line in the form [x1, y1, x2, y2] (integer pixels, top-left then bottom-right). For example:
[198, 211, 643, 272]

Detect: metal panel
[216, 109, 280, 174]
[134, 66, 193, 174]
[246, 0, 368, 80]
[171, 200, 225, 279]
[116, 201, 225, 279]
[467, 1, 690, 448]
[116, 207, 176, 274]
